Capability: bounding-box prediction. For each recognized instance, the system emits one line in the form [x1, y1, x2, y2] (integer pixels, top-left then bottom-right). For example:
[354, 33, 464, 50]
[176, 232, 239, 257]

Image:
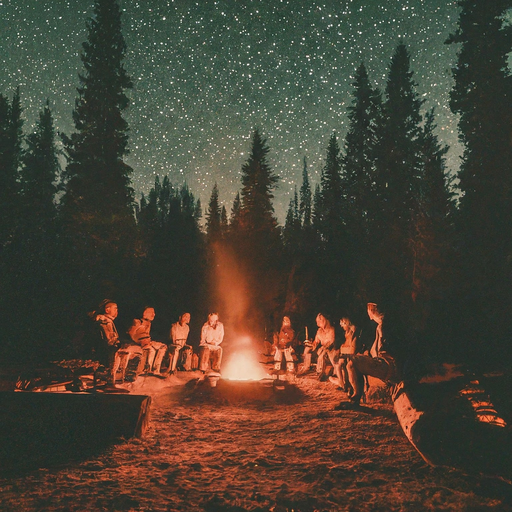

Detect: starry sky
[1, 0, 462, 221]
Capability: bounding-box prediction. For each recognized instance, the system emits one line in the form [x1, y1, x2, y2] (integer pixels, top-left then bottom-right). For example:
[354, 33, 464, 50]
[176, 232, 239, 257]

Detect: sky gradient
[1, 0, 462, 221]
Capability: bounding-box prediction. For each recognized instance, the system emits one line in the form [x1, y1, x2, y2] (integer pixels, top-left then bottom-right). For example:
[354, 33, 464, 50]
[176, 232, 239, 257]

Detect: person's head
[316, 313, 329, 329]
[208, 313, 219, 327]
[99, 299, 118, 319]
[340, 316, 354, 331]
[180, 312, 191, 325]
[282, 316, 291, 328]
[367, 303, 384, 324]
[143, 307, 156, 322]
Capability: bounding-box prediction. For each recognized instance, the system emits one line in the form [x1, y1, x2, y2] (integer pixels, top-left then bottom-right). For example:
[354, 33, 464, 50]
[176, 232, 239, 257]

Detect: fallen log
[0, 391, 151, 473]
[393, 370, 512, 480]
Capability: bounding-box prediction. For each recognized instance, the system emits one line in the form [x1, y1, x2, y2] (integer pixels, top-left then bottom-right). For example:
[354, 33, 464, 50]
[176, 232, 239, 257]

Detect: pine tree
[21, 101, 60, 231]
[0, 88, 23, 247]
[371, 43, 424, 313]
[230, 191, 242, 230]
[299, 157, 312, 227]
[341, 63, 383, 306]
[317, 132, 344, 244]
[206, 182, 222, 241]
[12, 101, 63, 358]
[234, 129, 282, 335]
[412, 109, 456, 334]
[447, 0, 512, 364]
[343, 63, 382, 236]
[61, 0, 135, 254]
[59, 0, 136, 309]
[239, 129, 279, 234]
[283, 186, 300, 250]
[311, 183, 322, 232]
[220, 205, 228, 234]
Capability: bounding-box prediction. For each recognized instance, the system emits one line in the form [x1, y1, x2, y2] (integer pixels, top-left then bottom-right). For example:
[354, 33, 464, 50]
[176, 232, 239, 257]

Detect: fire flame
[222, 337, 268, 381]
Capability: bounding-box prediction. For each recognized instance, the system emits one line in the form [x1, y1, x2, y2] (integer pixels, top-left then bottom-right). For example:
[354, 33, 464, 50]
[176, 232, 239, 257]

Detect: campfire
[221, 336, 268, 381]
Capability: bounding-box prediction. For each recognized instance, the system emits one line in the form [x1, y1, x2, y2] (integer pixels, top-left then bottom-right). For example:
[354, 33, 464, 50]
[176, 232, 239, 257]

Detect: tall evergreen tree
[411, 109, 456, 339]
[0, 88, 23, 247]
[447, 0, 512, 364]
[342, 63, 383, 306]
[229, 191, 242, 233]
[13, 101, 63, 357]
[206, 182, 222, 241]
[234, 129, 282, 334]
[239, 129, 279, 234]
[311, 183, 322, 232]
[60, 0, 135, 310]
[343, 63, 382, 236]
[371, 43, 424, 313]
[317, 132, 344, 244]
[21, 101, 60, 230]
[283, 186, 300, 250]
[299, 157, 312, 227]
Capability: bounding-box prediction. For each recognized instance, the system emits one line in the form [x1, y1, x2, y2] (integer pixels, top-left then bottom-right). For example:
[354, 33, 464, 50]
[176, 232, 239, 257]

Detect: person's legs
[198, 346, 210, 372]
[302, 345, 313, 371]
[152, 342, 167, 374]
[274, 348, 283, 370]
[284, 347, 295, 372]
[168, 344, 181, 373]
[210, 346, 223, 372]
[181, 345, 193, 370]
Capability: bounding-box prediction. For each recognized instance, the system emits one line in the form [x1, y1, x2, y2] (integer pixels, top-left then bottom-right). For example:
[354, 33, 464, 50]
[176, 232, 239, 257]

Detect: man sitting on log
[128, 307, 167, 376]
[339, 302, 401, 408]
[167, 312, 193, 374]
[302, 313, 338, 379]
[94, 299, 142, 385]
[198, 313, 224, 373]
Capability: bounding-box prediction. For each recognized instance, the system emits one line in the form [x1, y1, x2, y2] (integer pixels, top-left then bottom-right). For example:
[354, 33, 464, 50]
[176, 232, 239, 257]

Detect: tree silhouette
[299, 157, 312, 228]
[447, 0, 512, 365]
[371, 43, 424, 314]
[0, 88, 23, 248]
[206, 182, 222, 241]
[60, 0, 136, 311]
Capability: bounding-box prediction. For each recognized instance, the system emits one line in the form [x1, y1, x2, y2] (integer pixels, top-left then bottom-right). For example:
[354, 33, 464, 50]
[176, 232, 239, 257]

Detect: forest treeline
[1, 0, 511, 372]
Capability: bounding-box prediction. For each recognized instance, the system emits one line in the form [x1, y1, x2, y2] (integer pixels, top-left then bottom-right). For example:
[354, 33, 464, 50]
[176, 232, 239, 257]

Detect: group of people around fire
[267, 302, 400, 406]
[92, 298, 401, 407]
[93, 301, 224, 385]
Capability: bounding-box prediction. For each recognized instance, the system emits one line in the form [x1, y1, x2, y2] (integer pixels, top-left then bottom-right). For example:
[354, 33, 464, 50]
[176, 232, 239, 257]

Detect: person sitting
[93, 299, 142, 385]
[273, 315, 298, 373]
[340, 302, 401, 407]
[127, 306, 167, 376]
[330, 315, 361, 394]
[198, 313, 224, 373]
[303, 313, 338, 378]
[167, 312, 193, 374]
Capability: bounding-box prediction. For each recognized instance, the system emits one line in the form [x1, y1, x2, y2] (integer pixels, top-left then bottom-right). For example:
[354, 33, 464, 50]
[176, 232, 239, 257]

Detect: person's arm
[170, 323, 176, 343]
[200, 324, 207, 345]
[96, 315, 119, 346]
[128, 319, 150, 347]
[217, 323, 224, 345]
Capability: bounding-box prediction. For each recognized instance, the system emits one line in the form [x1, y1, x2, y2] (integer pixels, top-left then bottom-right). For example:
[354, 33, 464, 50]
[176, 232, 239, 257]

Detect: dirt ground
[0, 372, 511, 512]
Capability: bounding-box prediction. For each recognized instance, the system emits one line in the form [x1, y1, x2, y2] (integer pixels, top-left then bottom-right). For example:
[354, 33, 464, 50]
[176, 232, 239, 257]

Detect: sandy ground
[0, 371, 511, 512]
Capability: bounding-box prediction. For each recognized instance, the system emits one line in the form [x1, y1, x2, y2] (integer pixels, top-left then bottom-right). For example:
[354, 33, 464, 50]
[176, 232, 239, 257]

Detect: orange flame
[222, 337, 268, 381]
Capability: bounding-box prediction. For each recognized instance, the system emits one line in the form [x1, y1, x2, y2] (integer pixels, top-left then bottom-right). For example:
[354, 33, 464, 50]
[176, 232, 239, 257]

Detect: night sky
[1, 0, 461, 221]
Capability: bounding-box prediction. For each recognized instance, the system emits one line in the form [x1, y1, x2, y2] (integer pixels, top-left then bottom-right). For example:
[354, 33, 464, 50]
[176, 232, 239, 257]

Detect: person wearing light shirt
[167, 312, 192, 373]
[198, 313, 224, 373]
